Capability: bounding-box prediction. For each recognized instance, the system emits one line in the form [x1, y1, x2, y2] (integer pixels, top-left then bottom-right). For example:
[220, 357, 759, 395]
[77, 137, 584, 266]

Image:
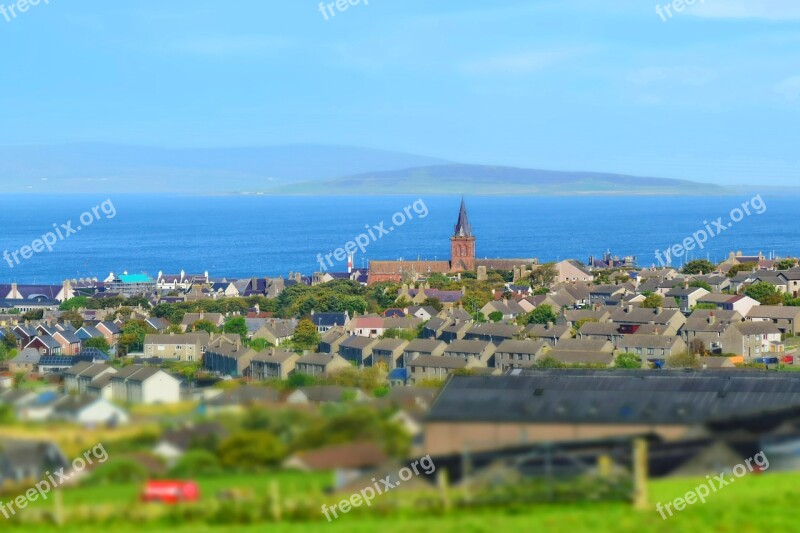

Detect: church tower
[450, 198, 476, 272]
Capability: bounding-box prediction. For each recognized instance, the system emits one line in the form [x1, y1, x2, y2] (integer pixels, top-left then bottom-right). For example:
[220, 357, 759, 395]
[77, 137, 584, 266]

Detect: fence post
[632, 438, 649, 510]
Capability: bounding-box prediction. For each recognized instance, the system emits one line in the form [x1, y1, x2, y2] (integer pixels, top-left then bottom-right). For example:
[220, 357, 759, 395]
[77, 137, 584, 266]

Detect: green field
[7, 470, 797, 532]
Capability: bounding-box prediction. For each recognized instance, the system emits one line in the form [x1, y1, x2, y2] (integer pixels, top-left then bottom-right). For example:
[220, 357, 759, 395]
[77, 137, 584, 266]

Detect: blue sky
[0, 0, 798, 185]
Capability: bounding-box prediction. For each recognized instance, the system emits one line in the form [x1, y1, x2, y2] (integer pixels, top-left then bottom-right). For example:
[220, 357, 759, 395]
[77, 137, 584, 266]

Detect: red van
[142, 480, 200, 504]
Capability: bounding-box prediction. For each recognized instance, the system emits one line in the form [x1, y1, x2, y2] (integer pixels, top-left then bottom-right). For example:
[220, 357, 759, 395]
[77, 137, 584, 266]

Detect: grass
[10, 469, 800, 532]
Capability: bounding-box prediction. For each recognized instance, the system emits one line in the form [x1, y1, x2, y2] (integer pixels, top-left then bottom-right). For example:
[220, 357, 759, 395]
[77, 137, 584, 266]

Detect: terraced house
[144, 331, 210, 362]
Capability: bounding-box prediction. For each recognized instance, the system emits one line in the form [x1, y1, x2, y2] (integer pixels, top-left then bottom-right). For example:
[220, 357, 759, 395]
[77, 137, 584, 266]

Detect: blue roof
[38, 356, 75, 367]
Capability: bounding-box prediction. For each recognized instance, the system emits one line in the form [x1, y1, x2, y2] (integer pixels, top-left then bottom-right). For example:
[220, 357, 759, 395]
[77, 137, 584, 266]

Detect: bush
[84, 458, 149, 486]
[169, 450, 223, 478]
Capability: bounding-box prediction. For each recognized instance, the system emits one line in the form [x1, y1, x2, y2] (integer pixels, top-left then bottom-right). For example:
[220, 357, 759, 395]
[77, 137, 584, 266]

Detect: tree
[641, 293, 664, 309]
[534, 356, 564, 369]
[667, 352, 699, 369]
[421, 297, 443, 312]
[291, 319, 321, 351]
[223, 317, 248, 342]
[524, 304, 557, 325]
[248, 338, 272, 352]
[744, 282, 784, 305]
[21, 310, 44, 321]
[727, 262, 758, 278]
[217, 431, 287, 469]
[60, 310, 84, 329]
[615, 352, 642, 369]
[530, 263, 558, 289]
[170, 450, 222, 477]
[191, 319, 218, 334]
[689, 339, 707, 356]
[118, 320, 152, 354]
[165, 324, 183, 335]
[287, 373, 317, 388]
[488, 311, 504, 323]
[682, 260, 716, 275]
[84, 337, 111, 353]
[60, 296, 90, 311]
[776, 259, 797, 270]
[689, 280, 712, 292]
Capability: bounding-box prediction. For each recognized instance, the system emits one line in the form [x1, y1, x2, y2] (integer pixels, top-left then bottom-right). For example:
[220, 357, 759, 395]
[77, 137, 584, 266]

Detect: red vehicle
[783, 355, 795, 365]
[142, 480, 200, 504]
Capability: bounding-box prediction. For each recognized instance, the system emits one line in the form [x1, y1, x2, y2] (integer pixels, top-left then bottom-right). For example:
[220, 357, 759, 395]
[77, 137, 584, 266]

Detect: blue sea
[0, 194, 795, 284]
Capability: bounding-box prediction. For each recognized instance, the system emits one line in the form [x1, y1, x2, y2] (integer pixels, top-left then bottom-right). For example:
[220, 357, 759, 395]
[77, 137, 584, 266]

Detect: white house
[52, 396, 130, 426]
[111, 366, 181, 404]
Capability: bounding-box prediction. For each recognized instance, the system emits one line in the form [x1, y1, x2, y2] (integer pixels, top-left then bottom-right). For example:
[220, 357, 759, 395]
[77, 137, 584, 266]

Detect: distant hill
[268, 164, 728, 196]
[0, 144, 727, 195]
[0, 143, 449, 193]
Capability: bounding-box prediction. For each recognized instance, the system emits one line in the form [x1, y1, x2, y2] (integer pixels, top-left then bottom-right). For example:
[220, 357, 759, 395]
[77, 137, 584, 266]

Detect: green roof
[118, 274, 154, 283]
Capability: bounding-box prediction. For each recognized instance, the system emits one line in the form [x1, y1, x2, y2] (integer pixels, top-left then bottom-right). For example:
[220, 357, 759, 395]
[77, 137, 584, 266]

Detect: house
[105, 272, 156, 296]
[284, 441, 387, 489]
[696, 294, 759, 316]
[75, 325, 104, 344]
[153, 423, 228, 465]
[578, 322, 625, 344]
[371, 339, 408, 369]
[145, 317, 171, 333]
[37, 355, 78, 374]
[252, 319, 297, 345]
[609, 305, 686, 336]
[406, 355, 482, 384]
[24, 335, 62, 356]
[547, 350, 616, 367]
[96, 322, 121, 346]
[438, 321, 471, 342]
[422, 317, 451, 339]
[338, 335, 379, 366]
[407, 306, 439, 321]
[294, 353, 351, 377]
[556, 260, 594, 284]
[144, 332, 210, 362]
[52, 395, 130, 426]
[0, 439, 69, 485]
[524, 323, 572, 346]
[180, 312, 225, 332]
[87, 374, 115, 400]
[349, 316, 386, 338]
[111, 366, 181, 404]
[494, 339, 548, 371]
[310, 311, 350, 333]
[665, 287, 711, 312]
[203, 335, 255, 377]
[732, 322, 784, 360]
[464, 323, 522, 344]
[286, 386, 369, 404]
[63, 362, 118, 395]
[319, 327, 350, 354]
[8, 348, 41, 374]
[52, 329, 82, 355]
[746, 306, 800, 336]
[589, 285, 629, 305]
[249, 349, 299, 380]
[480, 299, 527, 321]
[442, 339, 496, 366]
[12, 324, 38, 347]
[403, 339, 446, 366]
[560, 308, 611, 327]
[615, 334, 687, 359]
[681, 311, 743, 354]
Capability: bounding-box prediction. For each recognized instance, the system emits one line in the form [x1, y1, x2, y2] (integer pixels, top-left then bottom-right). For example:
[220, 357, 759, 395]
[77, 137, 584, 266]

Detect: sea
[0, 193, 796, 284]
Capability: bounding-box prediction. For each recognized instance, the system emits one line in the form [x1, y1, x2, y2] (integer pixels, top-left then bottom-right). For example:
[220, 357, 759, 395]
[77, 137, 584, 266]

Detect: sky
[0, 0, 798, 185]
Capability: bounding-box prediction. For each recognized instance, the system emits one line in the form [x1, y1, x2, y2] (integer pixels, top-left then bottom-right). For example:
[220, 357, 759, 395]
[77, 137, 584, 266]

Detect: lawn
[11, 470, 800, 532]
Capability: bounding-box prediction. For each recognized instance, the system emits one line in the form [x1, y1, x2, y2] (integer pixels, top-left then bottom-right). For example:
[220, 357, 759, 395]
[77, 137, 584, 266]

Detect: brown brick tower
[450, 198, 476, 272]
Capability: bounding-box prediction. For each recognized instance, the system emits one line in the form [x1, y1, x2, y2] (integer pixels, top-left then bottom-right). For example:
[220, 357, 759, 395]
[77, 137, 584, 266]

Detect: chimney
[626, 305, 633, 314]
[655, 307, 663, 315]
[546, 321, 554, 330]
[708, 312, 715, 325]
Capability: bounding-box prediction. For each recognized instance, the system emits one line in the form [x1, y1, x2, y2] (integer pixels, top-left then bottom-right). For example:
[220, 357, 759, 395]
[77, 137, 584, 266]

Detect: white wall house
[111, 366, 181, 404]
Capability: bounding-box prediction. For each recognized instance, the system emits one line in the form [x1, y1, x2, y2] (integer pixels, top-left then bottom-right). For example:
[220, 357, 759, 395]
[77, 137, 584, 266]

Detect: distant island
[0, 142, 727, 196]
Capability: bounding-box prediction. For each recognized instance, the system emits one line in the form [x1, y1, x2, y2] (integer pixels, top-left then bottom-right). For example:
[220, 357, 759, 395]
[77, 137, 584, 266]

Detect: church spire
[453, 197, 473, 238]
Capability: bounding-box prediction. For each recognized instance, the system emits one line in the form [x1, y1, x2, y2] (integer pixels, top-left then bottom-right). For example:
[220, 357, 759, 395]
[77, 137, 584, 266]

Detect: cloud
[627, 66, 716, 87]
[459, 49, 581, 75]
[689, 0, 800, 20]
[775, 75, 800, 100]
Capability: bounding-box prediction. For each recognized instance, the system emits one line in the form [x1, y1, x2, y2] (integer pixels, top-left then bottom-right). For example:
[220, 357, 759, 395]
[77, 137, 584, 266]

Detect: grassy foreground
[12, 470, 799, 532]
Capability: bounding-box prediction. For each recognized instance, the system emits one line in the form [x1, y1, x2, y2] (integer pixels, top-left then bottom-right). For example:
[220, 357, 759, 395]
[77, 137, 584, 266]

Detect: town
[3, 200, 800, 527]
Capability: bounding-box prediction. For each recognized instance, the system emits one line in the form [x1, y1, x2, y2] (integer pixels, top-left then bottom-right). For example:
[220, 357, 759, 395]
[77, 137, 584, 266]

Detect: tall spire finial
[454, 197, 473, 238]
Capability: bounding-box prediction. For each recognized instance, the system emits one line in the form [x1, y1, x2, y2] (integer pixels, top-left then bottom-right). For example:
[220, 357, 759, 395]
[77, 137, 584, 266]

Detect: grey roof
[251, 349, 299, 364]
[616, 334, 683, 350]
[405, 339, 446, 353]
[555, 338, 612, 352]
[372, 338, 409, 352]
[747, 306, 800, 320]
[297, 352, 347, 366]
[427, 370, 800, 425]
[548, 350, 615, 366]
[443, 339, 493, 355]
[734, 322, 782, 336]
[9, 348, 41, 365]
[339, 335, 379, 350]
[111, 365, 163, 382]
[495, 339, 548, 355]
[407, 355, 468, 370]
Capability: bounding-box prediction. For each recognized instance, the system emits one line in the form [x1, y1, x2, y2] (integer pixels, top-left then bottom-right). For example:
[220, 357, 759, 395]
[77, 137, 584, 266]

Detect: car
[142, 480, 200, 504]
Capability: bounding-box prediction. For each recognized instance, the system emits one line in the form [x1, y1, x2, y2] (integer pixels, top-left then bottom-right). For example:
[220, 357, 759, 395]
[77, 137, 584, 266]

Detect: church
[367, 199, 537, 284]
